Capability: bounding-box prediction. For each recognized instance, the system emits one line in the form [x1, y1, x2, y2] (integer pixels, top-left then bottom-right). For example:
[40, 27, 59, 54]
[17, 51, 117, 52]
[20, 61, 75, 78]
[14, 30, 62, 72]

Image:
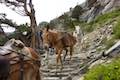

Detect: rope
[0, 47, 40, 62]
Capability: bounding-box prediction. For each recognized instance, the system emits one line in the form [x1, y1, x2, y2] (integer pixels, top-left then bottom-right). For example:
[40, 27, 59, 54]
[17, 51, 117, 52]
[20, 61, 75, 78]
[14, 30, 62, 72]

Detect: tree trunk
[28, 0, 38, 49]
[2, 0, 38, 49]
[29, 13, 37, 49]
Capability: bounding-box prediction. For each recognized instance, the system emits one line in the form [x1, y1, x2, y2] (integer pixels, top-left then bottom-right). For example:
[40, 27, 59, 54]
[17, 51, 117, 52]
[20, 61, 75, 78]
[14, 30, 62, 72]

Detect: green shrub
[8, 32, 18, 39]
[79, 21, 94, 33]
[84, 58, 120, 80]
[105, 38, 115, 49]
[113, 20, 120, 39]
[0, 36, 7, 46]
[71, 5, 83, 20]
[81, 8, 120, 33]
[18, 24, 30, 33]
[85, 25, 94, 32]
[94, 9, 120, 25]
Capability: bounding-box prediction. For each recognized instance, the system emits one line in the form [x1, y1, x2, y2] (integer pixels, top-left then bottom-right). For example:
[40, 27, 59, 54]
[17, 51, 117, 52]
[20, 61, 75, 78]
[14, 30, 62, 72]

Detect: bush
[8, 32, 18, 39]
[18, 24, 30, 33]
[105, 38, 115, 49]
[84, 58, 120, 80]
[71, 5, 83, 20]
[80, 8, 120, 33]
[94, 9, 120, 25]
[0, 36, 8, 46]
[113, 20, 120, 39]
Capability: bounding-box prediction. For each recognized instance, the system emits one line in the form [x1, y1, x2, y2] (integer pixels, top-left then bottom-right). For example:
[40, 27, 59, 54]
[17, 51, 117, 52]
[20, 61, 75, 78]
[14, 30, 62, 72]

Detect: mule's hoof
[55, 71, 58, 75]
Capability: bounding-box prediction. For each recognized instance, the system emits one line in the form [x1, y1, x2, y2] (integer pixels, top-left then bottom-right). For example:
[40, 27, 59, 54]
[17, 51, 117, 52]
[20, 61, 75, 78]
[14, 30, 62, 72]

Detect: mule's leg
[70, 46, 73, 61]
[60, 50, 63, 70]
[57, 49, 63, 70]
[24, 65, 35, 80]
[56, 52, 60, 69]
[55, 49, 59, 72]
[31, 70, 38, 80]
[25, 68, 31, 80]
[36, 70, 41, 80]
[63, 48, 68, 61]
[33, 68, 41, 80]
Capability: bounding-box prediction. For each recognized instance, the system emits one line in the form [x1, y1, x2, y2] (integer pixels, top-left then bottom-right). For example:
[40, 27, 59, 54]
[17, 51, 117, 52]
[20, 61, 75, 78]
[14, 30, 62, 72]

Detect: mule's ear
[46, 24, 49, 31]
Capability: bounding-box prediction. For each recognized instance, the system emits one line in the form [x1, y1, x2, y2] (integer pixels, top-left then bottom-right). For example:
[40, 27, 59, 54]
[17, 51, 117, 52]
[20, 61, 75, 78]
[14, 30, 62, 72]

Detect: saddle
[0, 46, 12, 56]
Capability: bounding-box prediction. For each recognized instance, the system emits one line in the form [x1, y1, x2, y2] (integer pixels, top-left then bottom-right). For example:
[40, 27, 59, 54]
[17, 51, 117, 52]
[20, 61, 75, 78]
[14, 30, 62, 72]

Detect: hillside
[47, 0, 120, 30]
[42, 0, 120, 80]
[74, 0, 120, 80]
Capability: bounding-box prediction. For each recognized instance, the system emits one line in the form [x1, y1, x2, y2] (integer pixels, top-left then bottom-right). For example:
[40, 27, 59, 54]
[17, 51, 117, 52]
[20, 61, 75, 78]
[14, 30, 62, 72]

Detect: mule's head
[42, 25, 52, 50]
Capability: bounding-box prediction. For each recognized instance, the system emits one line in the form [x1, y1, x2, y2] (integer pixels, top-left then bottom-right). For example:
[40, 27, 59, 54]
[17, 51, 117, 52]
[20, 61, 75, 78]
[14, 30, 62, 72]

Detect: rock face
[0, 27, 5, 36]
[80, 0, 120, 23]
[80, 24, 113, 57]
[48, 0, 120, 30]
[105, 40, 120, 57]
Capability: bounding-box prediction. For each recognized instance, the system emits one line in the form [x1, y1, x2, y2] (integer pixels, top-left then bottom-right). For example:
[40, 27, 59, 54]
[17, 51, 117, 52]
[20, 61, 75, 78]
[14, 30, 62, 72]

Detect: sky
[0, 0, 85, 32]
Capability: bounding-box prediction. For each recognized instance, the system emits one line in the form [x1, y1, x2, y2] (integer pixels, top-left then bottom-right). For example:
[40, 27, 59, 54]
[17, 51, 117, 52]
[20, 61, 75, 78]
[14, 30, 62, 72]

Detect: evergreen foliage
[71, 5, 83, 20]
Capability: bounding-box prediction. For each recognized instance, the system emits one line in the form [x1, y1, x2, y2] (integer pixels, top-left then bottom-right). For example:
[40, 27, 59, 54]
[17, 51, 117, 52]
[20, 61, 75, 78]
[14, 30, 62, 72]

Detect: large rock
[102, 0, 114, 14]
[86, 0, 97, 8]
[81, 0, 120, 23]
[105, 40, 120, 57]
[81, 24, 113, 53]
[0, 27, 5, 36]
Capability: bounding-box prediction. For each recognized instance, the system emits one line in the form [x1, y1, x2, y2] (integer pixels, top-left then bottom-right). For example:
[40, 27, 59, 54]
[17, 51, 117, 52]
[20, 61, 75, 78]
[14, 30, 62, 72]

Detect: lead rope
[18, 50, 24, 80]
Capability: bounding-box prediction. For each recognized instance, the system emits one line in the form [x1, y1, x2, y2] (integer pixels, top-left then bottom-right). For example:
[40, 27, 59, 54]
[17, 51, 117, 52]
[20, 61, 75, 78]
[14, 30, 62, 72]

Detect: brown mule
[42, 26, 77, 69]
[9, 47, 41, 80]
[0, 39, 41, 80]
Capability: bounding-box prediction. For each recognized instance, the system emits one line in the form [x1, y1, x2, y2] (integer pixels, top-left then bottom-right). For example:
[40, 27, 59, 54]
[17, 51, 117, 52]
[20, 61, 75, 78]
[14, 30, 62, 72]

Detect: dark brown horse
[42, 26, 77, 69]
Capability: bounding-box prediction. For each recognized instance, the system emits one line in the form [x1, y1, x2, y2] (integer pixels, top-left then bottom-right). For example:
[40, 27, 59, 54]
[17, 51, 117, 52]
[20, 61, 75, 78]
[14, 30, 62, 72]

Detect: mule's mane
[47, 30, 59, 46]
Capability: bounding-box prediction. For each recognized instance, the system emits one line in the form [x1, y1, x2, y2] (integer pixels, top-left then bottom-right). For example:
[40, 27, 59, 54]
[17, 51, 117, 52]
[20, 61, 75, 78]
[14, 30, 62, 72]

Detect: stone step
[50, 68, 73, 73]
[41, 72, 69, 77]
[41, 66, 75, 72]
[42, 77, 60, 80]
[42, 76, 68, 80]
[42, 63, 81, 69]
[40, 53, 85, 80]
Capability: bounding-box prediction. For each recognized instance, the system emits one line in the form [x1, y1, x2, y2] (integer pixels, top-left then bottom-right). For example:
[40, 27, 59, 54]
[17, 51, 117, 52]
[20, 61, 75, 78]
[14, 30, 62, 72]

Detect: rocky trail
[40, 53, 86, 80]
[39, 20, 118, 80]
[40, 51, 104, 80]
[39, 42, 116, 80]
